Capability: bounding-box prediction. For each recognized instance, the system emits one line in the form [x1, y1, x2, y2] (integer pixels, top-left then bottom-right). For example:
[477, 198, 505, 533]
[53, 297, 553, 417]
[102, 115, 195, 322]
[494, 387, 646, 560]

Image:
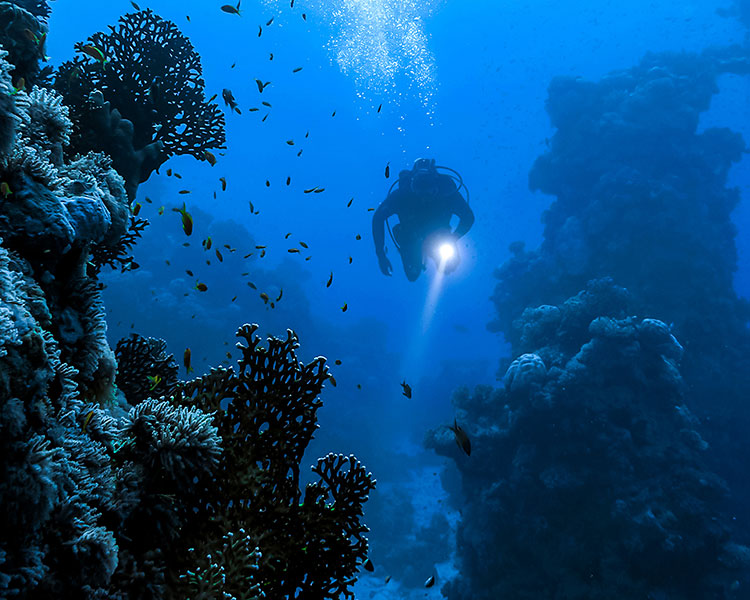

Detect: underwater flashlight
[439, 242, 456, 262]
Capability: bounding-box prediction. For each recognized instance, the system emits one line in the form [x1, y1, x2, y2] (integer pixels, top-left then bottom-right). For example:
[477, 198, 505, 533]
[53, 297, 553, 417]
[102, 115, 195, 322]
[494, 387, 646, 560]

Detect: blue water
[45, 1, 750, 596]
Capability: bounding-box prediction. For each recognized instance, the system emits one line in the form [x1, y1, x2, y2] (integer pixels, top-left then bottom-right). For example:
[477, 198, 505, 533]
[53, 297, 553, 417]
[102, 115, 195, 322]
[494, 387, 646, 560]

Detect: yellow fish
[172, 202, 193, 235]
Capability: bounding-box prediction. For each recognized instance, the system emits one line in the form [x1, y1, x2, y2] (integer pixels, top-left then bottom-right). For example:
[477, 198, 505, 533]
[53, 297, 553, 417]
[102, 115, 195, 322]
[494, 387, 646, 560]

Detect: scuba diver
[372, 158, 474, 281]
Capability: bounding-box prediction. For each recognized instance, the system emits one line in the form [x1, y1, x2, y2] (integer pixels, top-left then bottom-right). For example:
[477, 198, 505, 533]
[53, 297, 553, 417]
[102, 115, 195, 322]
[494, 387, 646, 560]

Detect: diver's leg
[399, 236, 425, 281]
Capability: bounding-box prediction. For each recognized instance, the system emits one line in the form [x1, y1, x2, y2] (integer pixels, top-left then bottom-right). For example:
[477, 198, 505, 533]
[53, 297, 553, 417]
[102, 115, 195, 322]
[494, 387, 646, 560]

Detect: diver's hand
[377, 253, 393, 276]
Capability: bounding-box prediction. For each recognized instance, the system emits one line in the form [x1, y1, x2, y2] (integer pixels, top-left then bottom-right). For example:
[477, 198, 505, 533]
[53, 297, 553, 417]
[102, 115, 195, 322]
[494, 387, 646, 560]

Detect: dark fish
[288, 248, 300, 253]
[363, 558, 374, 572]
[341, 303, 348, 312]
[248, 282, 257, 289]
[195, 282, 208, 292]
[258, 25, 262, 37]
[330, 375, 337, 387]
[221, 1, 241, 16]
[377, 103, 382, 113]
[178, 189, 191, 194]
[326, 272, 333, 287]
[204, 236, 212, 250]
[355, 234, 362, 240]
[276, 288, 283, 301]
[220, 177, 227, 191]
[266, 16, 274, 26]
[313, 187, 325, 193]
[215, 249, 224, 262]
[400, 381, 412, 398]
[448, 419, 471, 456]
[291, 0, 294, 6]
[260, 292, 269, 304]
[335, 359, 342, 365]
[130, 1, 140, 9]
[262, 101, 272, 107]
[249, 200, 255, 213]
[425, 574, 436, 588]
[269, 52, 274, 60]
[299, 241, 308, 248]
[174, 173, 183, 179]
[265, 180, 270, 187]
[132, 202, 142, 216]
[186, 269, 194, 276]
[222, 88, 241, 114]
[297, 149, 303, 156]
[304, 187, 317, 194]
[184, 347, 193, 373]
[347, 198, 353, 207]
[385, 162, 390, 178]
[348, 256, 353, 264]
[172, 202, 193, 236]
[286, 140, 294, 146]
[256, 79, 270, 93]
[204, 150, 217, 166]
[331, 110, 336, 117]
[302, 13, 306, 20]
[286, 176, 291, 185]
[78, 43, 107, 67]
[293, 67, 303, 73]
[385, 575, 391, 584]
[262, 114, 269, 122]
[231, 295, 237, 302]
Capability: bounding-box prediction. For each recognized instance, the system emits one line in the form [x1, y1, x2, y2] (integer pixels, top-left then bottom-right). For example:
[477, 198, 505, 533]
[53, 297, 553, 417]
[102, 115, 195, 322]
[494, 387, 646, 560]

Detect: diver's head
[411, 158, 438, 195]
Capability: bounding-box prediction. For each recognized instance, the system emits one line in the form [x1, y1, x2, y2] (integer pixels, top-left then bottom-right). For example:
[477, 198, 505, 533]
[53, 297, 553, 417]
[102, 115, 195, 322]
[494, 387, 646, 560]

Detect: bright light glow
[438, 242, 455, 262]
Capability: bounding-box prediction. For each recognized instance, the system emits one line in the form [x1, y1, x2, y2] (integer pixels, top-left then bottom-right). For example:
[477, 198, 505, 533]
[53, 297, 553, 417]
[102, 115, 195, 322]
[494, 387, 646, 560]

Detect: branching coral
[166, 324, 376, 600]
[114, 334, 179, 404]
[55, 9, 225, 198]
[0, 1, 48, 84]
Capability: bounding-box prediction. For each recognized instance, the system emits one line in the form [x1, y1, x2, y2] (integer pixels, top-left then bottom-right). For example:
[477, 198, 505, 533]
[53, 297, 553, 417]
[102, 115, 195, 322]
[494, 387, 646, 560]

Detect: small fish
[305, 256, 311, 261]
[385, 162, 390, 178]
[377, 103, 382, 113]
[297, 149, 303, 156]
[326, 272, 333, 288]
[172, 202, 193, 235]
[313, 187, 325, 193]
[10, 78, 25, 95]
[78, 43, 108, 67]
[347, 198, 353, 207]
[293, 67, 303, 73]
[221, 1, 241, 16]
[215, 249, 224, 262]
[222, 88, 241, 114]
[260, 249, 266, 257]
[258, 25, 262, 37]
[195, 282, 208, 292]
[266, 16, 274, 25]
[329, 375, 337, 387]
[249, 200, 255, 213]
[0, 182, 12, 199]
[248, 282, 257, 290]
[224, 244, 232, 250]
[260, 292, 269, 304]
[167, 168, 172, 176]
[285, 233, 292, 239]
[425, 574, 436, 588]
[130, 1, 140, 9]
[132, 202, 142, 216]
[286, 176, 291, 185]
[147, 374, 162, 391]
[305, 131, 310, 138]
[262, 101, 272, 107]
[385, 575, 391, 584]
[184, 348, 194, 373]
[82, 410, 95, 433]
[357, 384, 362, 389]
[144, 197, 153, 203]
[363, 559, 374, 572]
[400, 381, 412, 398]
[178, 189, 191, 194]
[256, 79, 270, 93]
[208, 93, 218, 103]
[341, 303, 348, 312]
[248, 107, 260, 112]
[265, 180, 271, 187]
[367, 207, 375, 212]
[219, 177, 227, 191]
[269, 52, 274, 60]
[286, 140, 294, 146]
[299, 241, 308, 249]
[204, 150, 217, 166]
[302, 13, 307, 20]
[335, 359, 342, 365]
[187, 15, 191, 22]
[255, 245, 266, 249]
[448, 418, 471, 456]
[186, 269, 194, 276]
[355, 234, 362, 240]
[204, 236, 212, 250]
[348, 256, 353, 264]
[291, 0, 294, 6]
[276, 288, 283, 301]
[288, 248, 300, 253]
[303, 187, 317, 194]
[231, 295, 237, 302]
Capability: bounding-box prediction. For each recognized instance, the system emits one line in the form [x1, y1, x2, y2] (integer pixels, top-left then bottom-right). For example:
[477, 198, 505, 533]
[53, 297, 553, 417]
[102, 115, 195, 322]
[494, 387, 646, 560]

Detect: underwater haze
[3, 0, 750, 597]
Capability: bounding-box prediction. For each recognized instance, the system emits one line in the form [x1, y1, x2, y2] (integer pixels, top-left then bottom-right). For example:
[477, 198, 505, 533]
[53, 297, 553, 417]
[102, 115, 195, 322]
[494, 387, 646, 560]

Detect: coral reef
[428, 281, 748, 599]
[168, 325, 376, 599]
[0, 15, 373, 600]
[55, 9, 225, 199]
[489, 48, 750, 526]
[0, 1, 49, 85]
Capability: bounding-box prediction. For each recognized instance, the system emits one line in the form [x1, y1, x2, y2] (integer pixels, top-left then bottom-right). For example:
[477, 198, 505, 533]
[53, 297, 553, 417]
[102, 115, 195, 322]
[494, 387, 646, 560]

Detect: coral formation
[55, 9, 225, 199]
[168, 325, 376, 599]
[0, 1, 49, 85]
[489, 48, 750, 526]
[428, 281, 748, 599]
[0, 14, 372, 600]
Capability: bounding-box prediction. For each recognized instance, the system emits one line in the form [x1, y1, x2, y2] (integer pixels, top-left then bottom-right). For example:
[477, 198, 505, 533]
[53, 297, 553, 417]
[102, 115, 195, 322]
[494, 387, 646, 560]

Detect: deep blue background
[46, 0, 749, 595]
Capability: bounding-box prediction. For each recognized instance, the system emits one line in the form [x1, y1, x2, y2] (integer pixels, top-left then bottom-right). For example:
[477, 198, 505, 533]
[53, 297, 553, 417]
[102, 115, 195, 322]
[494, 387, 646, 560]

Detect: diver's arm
[451, 194, 475, 238]
[372, 198, 395, 257]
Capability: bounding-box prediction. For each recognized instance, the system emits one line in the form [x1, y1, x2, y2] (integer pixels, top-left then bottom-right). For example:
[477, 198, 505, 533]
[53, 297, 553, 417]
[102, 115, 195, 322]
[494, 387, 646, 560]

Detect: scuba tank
[385, 160, 470, 250]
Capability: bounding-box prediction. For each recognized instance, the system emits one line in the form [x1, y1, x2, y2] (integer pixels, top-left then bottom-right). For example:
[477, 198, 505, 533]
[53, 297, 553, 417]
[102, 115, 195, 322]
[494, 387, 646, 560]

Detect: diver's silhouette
[372, 158, 474, 281]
